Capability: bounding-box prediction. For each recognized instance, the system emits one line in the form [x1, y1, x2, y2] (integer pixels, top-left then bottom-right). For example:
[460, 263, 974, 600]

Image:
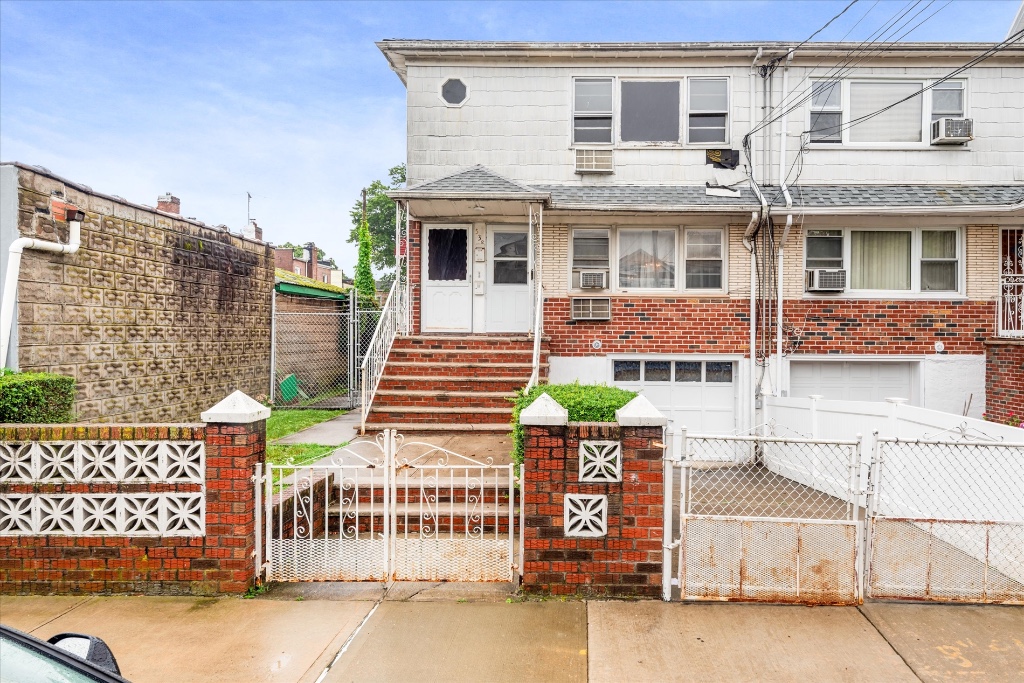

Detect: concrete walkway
[2, 589, 1021, 683]
[275, 411, 361, 446]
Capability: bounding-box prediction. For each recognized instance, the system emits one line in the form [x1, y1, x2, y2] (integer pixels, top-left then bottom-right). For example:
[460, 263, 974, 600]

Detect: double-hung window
[849, 81, 924, 143]
[687, 78, 729, 144]
[931, 80, 965, 121]
[618, 229, 676, 289]
[571, 229, 611, 288]
[573, 78, 613, 144]
[684, 229, 724, 289]
[809, 80, 842, 143]
[805, 228, 960, 294]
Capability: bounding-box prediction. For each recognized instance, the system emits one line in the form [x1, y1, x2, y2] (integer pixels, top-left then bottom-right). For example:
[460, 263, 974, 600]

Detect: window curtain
[852, 231, 911, 290]
[618, 230, 675, 288]
[850, 82, 922, 143]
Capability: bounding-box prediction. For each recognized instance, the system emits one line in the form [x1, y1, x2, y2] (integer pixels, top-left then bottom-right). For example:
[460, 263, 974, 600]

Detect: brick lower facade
[0, 419, 265, 596]
[522, 422, 664, 597]
[985, 340, 1024, 424]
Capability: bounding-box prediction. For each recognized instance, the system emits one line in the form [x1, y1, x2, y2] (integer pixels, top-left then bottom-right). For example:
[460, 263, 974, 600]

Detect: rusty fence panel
[867, 437, 1024, 604]
[672, 432, 865, 605]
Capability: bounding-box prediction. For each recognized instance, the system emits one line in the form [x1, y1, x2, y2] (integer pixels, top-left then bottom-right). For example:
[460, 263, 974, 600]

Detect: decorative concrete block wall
[1, 163, 274, 422]
[520, 394, 666, 597]
[0, 392, 268, 595]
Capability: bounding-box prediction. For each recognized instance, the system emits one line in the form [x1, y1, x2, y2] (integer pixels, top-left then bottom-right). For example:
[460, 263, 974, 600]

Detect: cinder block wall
[4, 165, 274, 422]
[522, 422, 664, 597]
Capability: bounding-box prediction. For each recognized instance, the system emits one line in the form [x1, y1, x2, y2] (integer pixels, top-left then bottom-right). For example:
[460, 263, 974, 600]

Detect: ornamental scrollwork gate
[258, 430, 517, 583]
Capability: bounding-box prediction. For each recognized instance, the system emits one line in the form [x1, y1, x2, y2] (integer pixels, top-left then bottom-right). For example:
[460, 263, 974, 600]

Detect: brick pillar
[520, 393, 666, 597]
[201, 391, 269, 593]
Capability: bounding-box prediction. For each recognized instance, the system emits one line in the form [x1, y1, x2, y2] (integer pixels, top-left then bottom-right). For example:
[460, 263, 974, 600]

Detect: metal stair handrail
[360, 278, 406, 432]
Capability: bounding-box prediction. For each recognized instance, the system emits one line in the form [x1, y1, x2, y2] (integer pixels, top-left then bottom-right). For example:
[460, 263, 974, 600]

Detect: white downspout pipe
[1, 215, 82, 369]
[749, 48, 762, 183]
[742, 212, 758, 433]
[775, 50, 794, 397]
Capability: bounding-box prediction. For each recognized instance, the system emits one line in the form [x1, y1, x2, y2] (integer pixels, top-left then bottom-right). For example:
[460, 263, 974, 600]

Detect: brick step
[382, 362, 545, 378]
[387, 350, 544, 364]
[393, 335, 547, 350]
[363, 422, 512, 434]
[377, 376, 528, 392]
[366, 406, 513, 424]
[373, 390, 514, 409]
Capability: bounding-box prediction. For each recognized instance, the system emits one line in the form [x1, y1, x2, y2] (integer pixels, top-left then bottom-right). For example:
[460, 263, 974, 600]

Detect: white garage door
[789, 361, 917, 404]
[612, 359, 737, 433]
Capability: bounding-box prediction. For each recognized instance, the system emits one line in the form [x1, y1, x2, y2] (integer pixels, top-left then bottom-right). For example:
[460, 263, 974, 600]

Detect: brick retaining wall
[985, 340, 1024, 424]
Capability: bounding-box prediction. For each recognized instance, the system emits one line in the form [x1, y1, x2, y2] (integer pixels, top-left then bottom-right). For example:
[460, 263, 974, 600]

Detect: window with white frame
[618, 229, 676, 289]
[931, 80, 965, 121]
[809, 80, 842, 143]
[573, 78, 613, 145]
[571, 229, 610, 289]
[684, 229, 724, 289]
[620, 81, 680, 143]
[687, 78, 729, 144]
[849, 81, 923, 143]
[804, 228, 960, 293]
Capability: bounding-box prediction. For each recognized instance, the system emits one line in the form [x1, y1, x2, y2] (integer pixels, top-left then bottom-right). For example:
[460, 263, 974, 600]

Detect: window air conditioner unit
[575, 149, 613, 174]
[571, 297, 611, 321]
[579, 270, 608, 289]
[931, 118, 973, 145]
[805, 268, 847, 292]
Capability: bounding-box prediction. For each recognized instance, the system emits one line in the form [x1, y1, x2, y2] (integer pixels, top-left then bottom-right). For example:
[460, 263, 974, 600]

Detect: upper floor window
[850, 81, 923, 143]
[621, 81, 680, 143]
[931, 80, 964, 121]
[573, 78, 613, 144]
[441, 78, 468, 106]
[809, 81, 842, 143]
[687, 78, 729, 144]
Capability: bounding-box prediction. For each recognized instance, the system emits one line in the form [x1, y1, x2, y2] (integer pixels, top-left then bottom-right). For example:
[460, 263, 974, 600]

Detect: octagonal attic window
[441, 78, 468, 106]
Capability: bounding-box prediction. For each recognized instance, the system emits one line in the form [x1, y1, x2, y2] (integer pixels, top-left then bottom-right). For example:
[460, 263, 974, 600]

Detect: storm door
[485, 227, 531, 333]
[422, 226, 472, 332]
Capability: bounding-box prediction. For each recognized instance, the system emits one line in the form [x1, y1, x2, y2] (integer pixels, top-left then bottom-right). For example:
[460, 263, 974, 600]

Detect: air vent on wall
[571, 297, 611, 321]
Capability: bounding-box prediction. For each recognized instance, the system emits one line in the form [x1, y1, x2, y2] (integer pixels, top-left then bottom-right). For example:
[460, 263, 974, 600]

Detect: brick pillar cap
[616, 394, 668, 426]
[519, 392, 568, 426]
[201, 390, 271, 424]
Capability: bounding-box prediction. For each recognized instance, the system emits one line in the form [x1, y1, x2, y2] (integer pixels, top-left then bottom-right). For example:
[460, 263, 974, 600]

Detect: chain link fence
[868, 438, 1024, 603]
[271, 305, 381, 410]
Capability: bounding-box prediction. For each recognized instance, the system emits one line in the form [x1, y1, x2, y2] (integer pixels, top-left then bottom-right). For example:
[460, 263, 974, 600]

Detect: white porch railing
[525, 204, 544, 391]
[360, 279, 406, 432]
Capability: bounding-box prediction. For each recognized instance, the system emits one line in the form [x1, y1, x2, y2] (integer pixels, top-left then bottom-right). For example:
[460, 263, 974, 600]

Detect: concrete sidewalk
[274, 411, 361, 446]
[2, 589, 1022, 683]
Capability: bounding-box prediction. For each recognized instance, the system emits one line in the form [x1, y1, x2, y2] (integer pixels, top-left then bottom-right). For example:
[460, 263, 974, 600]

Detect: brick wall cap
[985, 338, 1024, 346]
[615, 395, 668, 426]
[520, 392, 568, 426]
[201, 390, 271, 424]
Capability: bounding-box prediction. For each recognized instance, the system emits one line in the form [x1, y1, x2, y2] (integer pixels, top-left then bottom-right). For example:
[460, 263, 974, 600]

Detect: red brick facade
[0, 419, 265, 596]
[522, 423, 664, 597]
[542, 297, 994, 356]
[985, 340, 1024, 425]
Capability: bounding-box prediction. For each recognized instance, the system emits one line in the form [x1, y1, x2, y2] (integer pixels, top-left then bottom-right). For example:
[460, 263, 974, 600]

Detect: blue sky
[1, 0, 1020, 272]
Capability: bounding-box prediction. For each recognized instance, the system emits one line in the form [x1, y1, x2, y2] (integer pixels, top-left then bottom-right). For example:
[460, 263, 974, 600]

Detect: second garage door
[612, 358, 737, 433]
[789, 360, 918, 404]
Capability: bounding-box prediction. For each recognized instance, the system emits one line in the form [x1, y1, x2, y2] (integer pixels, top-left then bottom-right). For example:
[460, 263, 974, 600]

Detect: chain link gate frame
[269, 293, 381, 409]
[663, 430, 866, 605]
[256, 430, 518, 583]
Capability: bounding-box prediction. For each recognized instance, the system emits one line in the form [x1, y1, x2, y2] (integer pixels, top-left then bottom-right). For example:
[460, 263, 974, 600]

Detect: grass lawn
[266, 409, 344, 441]
[265, 409, 346, 470]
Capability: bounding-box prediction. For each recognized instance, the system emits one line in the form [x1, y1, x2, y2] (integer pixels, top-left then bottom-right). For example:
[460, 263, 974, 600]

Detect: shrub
[0, 370, 76, 424]
[510, 382, 637, 465]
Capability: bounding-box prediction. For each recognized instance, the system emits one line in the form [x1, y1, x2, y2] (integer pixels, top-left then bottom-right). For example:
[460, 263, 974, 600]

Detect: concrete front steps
[364, 334, 548, 434]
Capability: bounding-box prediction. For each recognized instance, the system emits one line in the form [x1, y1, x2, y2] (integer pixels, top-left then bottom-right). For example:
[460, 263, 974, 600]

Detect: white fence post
[808, 395, 822, 439]
[662, 427, 675, 601]
[885, 397, 908, 438]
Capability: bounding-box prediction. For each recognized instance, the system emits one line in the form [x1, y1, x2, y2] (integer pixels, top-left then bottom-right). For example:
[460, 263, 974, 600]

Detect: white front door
[485, 227, 531, 333]
[422, 226, 472, 332]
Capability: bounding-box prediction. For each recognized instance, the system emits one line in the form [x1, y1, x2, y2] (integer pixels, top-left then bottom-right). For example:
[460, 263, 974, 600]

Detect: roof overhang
[274, 281, 348, 300]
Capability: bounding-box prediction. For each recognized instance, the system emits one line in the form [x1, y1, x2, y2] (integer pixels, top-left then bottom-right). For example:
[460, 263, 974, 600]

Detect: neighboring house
[364, 39, 1024, 433]
[273, 243, 335, 284]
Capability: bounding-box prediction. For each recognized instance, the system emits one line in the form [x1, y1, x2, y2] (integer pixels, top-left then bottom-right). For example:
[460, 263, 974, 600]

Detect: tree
[354, 220, 376, 303]
[348, 164, 406, 272]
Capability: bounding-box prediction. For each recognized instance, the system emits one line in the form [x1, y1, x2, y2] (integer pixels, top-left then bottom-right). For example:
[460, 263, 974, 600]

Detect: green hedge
[510, 383, 637, 465]
[0, 371, 76, 424]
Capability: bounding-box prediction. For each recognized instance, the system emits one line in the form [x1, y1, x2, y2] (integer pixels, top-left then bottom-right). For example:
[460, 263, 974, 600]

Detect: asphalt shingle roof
[404, 165, 541, 195]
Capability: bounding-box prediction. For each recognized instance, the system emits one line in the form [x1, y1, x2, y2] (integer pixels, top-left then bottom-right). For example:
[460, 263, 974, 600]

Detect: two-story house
[362, 39, 1024, 434]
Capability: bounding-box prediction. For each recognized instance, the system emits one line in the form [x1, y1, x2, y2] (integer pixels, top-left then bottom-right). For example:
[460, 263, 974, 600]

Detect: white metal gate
[665, 431, 865, 604]
[866, 437, 1024, 604]
[256, 430, 517, 583]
